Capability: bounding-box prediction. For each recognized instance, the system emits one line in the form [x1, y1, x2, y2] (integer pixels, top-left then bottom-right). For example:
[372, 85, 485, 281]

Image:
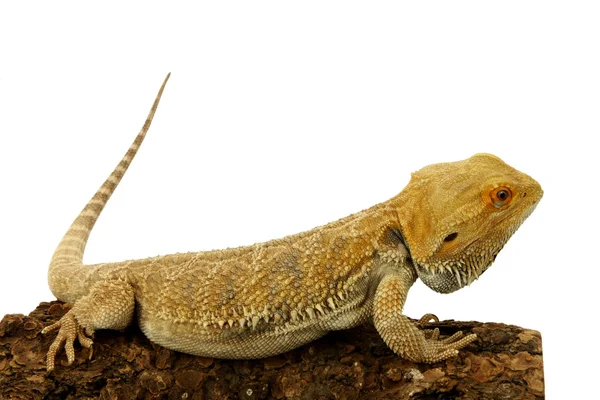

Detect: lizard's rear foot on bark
[41, 310, 94, 371]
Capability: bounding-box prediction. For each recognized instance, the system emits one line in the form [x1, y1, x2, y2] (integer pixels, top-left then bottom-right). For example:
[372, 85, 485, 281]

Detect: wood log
[0, 302, 543, 399]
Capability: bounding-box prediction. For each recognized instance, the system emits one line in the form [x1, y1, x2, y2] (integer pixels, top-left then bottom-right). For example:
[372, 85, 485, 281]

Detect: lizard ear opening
[443, 232, 458, 242]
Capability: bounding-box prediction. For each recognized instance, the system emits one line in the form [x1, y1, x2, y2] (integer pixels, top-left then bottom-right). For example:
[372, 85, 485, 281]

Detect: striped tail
[49, 73, 170, 272]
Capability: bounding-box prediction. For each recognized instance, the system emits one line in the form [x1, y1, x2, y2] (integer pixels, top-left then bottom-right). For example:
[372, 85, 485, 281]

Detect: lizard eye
[491, 186, 512, 208]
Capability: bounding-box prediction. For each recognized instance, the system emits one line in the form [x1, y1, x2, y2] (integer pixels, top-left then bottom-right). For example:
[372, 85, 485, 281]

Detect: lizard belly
[138, 313, 327, 359]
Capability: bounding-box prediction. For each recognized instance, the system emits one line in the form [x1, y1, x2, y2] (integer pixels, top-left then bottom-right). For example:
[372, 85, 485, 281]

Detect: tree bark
[0, 302, 543, 399]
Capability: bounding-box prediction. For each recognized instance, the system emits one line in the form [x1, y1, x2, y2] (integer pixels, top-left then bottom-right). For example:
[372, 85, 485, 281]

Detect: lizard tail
[49, 73, 170, 272]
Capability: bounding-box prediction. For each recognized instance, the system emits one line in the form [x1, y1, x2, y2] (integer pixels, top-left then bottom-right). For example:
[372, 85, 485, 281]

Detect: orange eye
[490, 186, 512, 208]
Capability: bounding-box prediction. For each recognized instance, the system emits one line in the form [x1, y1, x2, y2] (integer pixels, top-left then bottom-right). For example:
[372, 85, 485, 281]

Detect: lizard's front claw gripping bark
[417, 313, 441, 340]
[416, 313, 470, 343]
[374, 273, 477, 363]
[417, 313, 439, 326]
[41, 311, 94, 372]
[419, 332, 477, 363]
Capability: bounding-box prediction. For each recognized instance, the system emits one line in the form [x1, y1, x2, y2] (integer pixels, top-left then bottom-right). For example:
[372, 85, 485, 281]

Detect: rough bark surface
[0, 302, 543, 399]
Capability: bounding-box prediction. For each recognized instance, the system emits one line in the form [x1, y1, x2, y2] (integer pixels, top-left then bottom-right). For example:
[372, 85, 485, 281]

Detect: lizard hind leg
[42, 279, 135, 371]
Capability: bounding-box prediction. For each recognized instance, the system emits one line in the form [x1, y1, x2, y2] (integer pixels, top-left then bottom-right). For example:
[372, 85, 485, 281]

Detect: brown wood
[0, 302, 543, 399]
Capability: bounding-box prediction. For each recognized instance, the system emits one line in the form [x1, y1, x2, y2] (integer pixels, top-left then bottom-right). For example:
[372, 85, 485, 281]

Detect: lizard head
[397, 153, 543, 294]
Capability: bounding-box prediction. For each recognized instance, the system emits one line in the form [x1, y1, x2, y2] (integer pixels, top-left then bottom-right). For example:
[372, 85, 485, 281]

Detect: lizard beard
[414, 248, 501, 294]
[416, 266, 464, 294]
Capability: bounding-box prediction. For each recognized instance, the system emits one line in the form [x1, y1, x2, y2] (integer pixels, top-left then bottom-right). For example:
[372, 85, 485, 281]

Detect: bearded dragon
[42, 73, 543, 371]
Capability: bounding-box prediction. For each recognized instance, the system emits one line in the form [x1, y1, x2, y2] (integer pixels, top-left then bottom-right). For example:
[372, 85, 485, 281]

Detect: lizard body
[42, 74, 543, 371]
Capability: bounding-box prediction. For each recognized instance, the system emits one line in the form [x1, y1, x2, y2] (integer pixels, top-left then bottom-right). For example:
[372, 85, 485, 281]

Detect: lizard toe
[439, 330, 465, 344]
[42, 310, 94, 371]
[421, 332, 477, 363]
[418, 313, 439, 326]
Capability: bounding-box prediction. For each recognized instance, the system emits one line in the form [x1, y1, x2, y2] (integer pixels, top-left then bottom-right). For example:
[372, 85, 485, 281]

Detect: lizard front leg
[42, 279, 135, 371]
[373, 271, 477, 363]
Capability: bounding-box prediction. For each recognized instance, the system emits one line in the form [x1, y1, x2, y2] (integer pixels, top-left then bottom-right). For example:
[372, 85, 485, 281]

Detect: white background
[1, 2, 598, 398]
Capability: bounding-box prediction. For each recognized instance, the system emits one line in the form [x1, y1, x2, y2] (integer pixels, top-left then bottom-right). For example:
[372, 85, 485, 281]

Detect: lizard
[41, 73, 543, 371]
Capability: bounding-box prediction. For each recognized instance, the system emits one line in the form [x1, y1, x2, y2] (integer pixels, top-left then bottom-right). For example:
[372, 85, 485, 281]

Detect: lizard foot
[416, 314, 477, 362]
[374, 275, 478, 363]
[418, 330, 477, 362]
[417, 313, 442, 340]
[41, 310, 94, 371]
[417, 313, 473, 342]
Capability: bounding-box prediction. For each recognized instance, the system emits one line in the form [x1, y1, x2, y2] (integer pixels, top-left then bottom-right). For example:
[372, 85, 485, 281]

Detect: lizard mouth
[415, 245, 501, 294]
[416, 265, 464, 294]
[390, 228, 472, 293]
[392, 226, 497, 294]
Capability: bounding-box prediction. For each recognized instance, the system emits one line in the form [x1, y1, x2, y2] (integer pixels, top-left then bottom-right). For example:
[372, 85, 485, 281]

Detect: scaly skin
[42, 74, 543, 371]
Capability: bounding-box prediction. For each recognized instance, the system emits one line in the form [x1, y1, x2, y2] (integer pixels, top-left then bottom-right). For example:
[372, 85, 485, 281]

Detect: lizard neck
[302, 193, 413, 284]
[316, 196, 407, 253]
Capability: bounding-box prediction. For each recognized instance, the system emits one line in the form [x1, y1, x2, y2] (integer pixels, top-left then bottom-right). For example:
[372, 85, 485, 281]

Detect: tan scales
[42, 74, 543, 371]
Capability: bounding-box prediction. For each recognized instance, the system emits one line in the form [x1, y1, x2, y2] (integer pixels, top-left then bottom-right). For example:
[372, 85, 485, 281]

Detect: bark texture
[0, 302, 543, 399]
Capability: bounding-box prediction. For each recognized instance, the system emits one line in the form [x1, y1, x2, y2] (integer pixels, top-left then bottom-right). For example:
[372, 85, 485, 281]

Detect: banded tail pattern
[49, 74, 170, 273]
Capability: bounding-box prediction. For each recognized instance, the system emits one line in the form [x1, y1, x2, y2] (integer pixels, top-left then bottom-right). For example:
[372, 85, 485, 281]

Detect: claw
[414, 314, 477, 362]
[77, 328, 94, 360]
[41, 320, 61, 335]
[418, 313, 439, 326]
[42, 311, 94, 371]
